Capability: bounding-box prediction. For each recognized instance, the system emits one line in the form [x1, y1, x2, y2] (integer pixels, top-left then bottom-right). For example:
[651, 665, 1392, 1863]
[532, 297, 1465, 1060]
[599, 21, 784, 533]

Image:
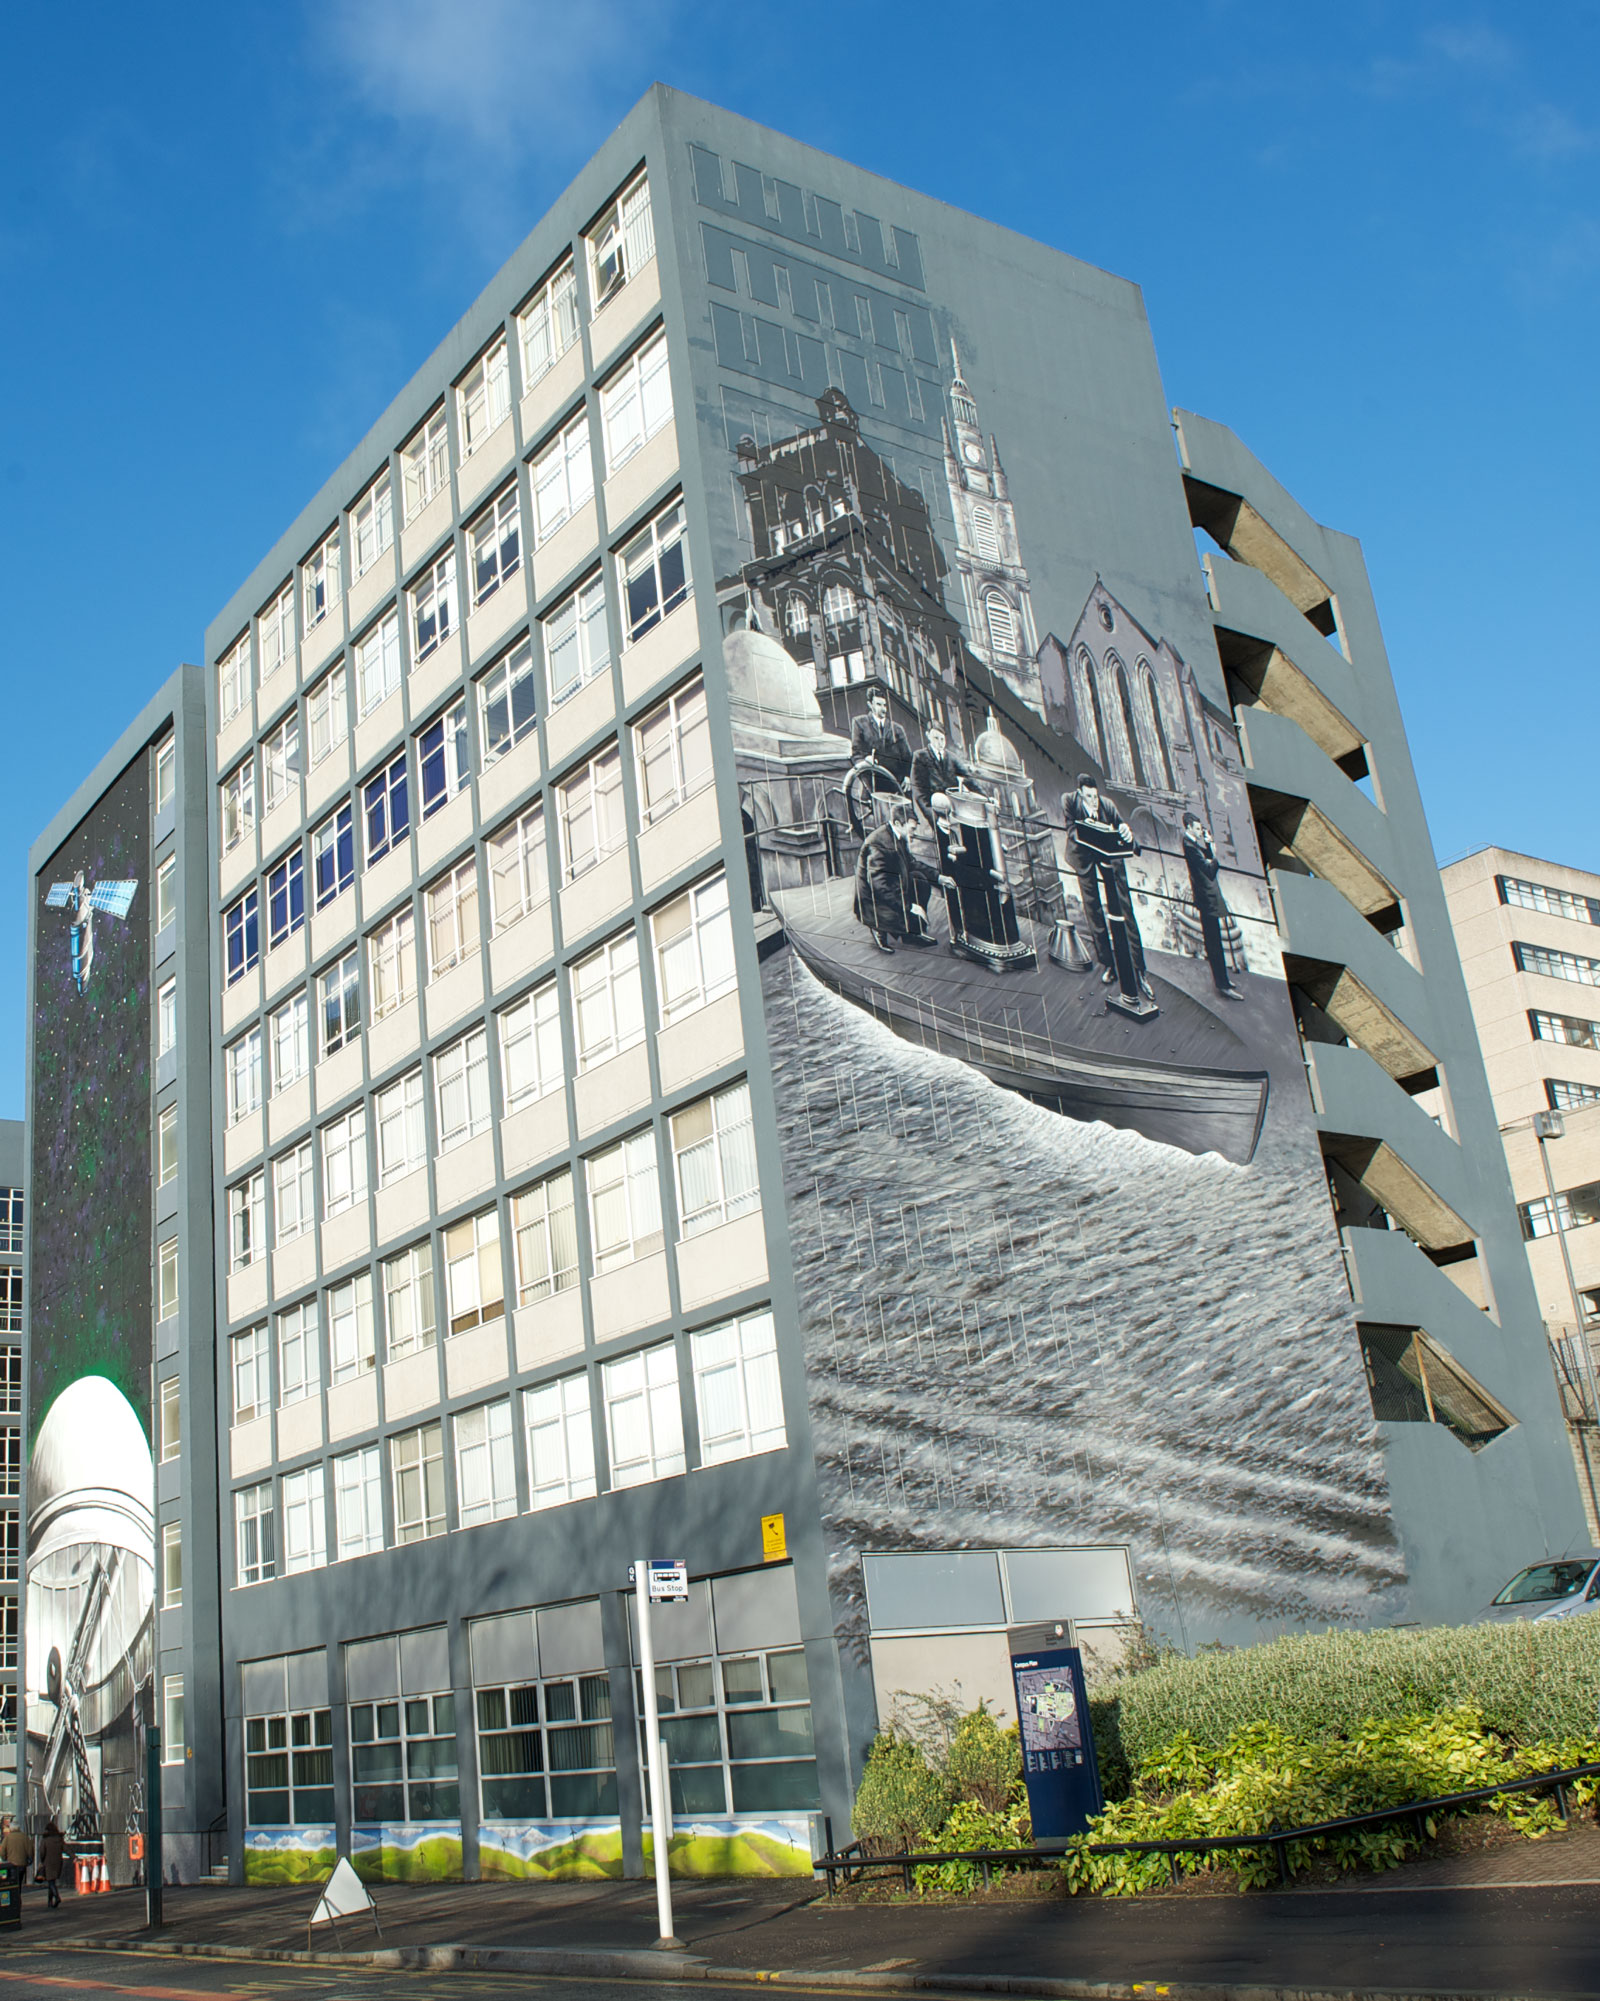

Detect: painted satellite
[44, 871, 139, 994]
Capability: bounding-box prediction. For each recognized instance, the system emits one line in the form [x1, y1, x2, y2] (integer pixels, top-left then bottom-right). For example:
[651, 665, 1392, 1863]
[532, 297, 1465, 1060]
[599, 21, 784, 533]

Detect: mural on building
[26, 755, 153, 1877]
[694, 146, 1402, 1647]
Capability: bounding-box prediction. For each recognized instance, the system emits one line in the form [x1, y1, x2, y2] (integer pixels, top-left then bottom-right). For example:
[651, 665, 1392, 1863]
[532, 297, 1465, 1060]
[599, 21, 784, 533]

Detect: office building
[1440, 847, 1600, 1535]
[24, 88, 1584, 1886]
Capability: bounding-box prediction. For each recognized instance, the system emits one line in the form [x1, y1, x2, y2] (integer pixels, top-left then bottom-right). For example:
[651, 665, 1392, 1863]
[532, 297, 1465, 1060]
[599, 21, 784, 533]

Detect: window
[602, 1338, 683, 1487]
[307, 665, 349, 768]
[383, 1241, 437, 1360]
[652, 872, 735, 1024]
[418, 700, 470, 819]
[1549, 1078, 1600, 1111]
[369, 906, 415, 1021]
[479, 640, 536, 764]
[402, 407, 450, 523]
[1500, 874, 1600, 926]
[313, 803, 355, 909]
[161, 1521, 183, 1609]
[282, 1465, 328, 1575]
[455, 1400, 516, 1527]
[469, 487, 522, 607]
[531, 410, 594, 544]
[0, 1190, 18, 1258]
[523, 1371, 595, 1509]
[556, 742, 626, 882]
[246, 1708, 335, 1826]
[500, 980, 562, 1113]
[277, 1299, 321, 1406]
[1515, 941, 1600, 988]
[784, 593, 811, 637]
[517, 257, 580, 388]
[444, 1205, 504, 1333]
[586, 1128, 662, 1274]
[587, 171, 654, 305]
[542, 571, 611, 705]
[972, 505, 1000, 562]
[391, 1421, 447, 1544]
[304, 527, 343, 631]
[512, 1167, 579, 1303]
[1521, 1180, 1600, 1240]
[637, 1646, 816, 1817]
[571, 929, 645, 1071]
[619, 499, 689, 644]
[236, 1481, 276, 1585]
[690, 1308, 784, 1464]
[334, 1447, 385, 1560]
[260, 583, 295, 681]
[635, 676, 710, 825]
[219, 633, 253, 724]
[163, 1676, 187, 1764]
[155, 733, 176, 812]
[0, 1273, 19, 1338]
[267, 848, 305, 949]
[0, 1433, 15, 1498]
[354, 469, 395, 579]
[270, 990, 310, 1091]
[458, 336, 510, 457]
[158, 977, 177, 1055]
[159, 1373, 181, 1461]
[262, 712, 302, 811]
[229, 1173, 265, 1273]
[350, 1687, 457, 1820]
[232, 1325, 271, 1425]
[156, 854, 177, 930]
[221, 760, 256, 854]
[0, 1512, 15, 1582]
[671, 1080, 758, 1237]
[411, 547, 457, 663]
[427, 858, 480, 977]
[475, 1667, 616, 1819]
[225, 888, 260, 984]
[328, 1272, 377, 1384]
[158, 1102, 179, 1185]
[319, 947, 362, 1057]
[487, 803, 548, 933]
[1531, 1010, 1600, 1050]
[226, 1027, 263, 1124]
[363, 750, 410, 865]
[321, 1104, 368, 1216]
[158, 1237, 180, 1320]
[376, 1069, 427, 1186]
[356, 610, 402, 717]
[984, 591, 1016, 654]
[274, 1141, 314, 1244]
[600, 329, 672, 475]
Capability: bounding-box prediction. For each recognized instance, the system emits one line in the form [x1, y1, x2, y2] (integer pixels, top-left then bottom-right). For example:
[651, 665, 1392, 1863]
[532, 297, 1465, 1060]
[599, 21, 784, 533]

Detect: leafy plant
[851, 1730, 952, 1854]
[945, 1705, 1022, 1814]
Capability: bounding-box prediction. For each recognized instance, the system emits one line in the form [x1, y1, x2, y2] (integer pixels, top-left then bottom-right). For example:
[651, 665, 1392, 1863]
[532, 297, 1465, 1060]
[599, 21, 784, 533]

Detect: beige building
[1441, 848, 1600, 1533]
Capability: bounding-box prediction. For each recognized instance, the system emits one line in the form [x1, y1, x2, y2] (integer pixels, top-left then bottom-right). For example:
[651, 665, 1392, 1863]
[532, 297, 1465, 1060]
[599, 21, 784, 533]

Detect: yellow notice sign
[761, 1513, 788, 1562]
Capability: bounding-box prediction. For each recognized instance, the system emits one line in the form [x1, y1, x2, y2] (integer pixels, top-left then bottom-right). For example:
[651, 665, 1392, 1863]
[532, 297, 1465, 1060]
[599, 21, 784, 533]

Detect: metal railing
[816, 1757, 1600, 1894]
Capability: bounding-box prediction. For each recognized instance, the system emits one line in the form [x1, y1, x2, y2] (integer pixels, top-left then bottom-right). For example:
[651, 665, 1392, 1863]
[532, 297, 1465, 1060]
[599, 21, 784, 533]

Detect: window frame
[599, 326, 672, 474]
[478, 638, 537, 765]
[618, 497, 690, 646]
[602, 1337, 684, 1488]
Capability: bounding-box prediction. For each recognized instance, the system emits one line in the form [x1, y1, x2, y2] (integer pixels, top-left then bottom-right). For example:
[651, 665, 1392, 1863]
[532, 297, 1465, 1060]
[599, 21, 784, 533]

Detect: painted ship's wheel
[843, 760, 906, 835]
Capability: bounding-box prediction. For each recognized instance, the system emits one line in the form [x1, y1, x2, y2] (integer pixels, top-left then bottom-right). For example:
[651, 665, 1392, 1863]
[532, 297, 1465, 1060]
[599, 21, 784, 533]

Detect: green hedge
[1091, 1619, 1600, 1790]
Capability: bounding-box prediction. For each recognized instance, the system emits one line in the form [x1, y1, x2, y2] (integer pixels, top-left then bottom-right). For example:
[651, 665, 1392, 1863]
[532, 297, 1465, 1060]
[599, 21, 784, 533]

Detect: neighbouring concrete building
[1440, 848, 1600, 1536]
[22, 87, 1585, 1888]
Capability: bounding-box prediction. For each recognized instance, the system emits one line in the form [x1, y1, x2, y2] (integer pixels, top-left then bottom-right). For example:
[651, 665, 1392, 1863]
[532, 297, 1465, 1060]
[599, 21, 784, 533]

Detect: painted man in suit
[850, 689, 913, 785]
[854, 800, 938, 953]
[1063, 775, 1151, 996]
[909, 722, 977, 826]
[1183, 810, 1244, 1000]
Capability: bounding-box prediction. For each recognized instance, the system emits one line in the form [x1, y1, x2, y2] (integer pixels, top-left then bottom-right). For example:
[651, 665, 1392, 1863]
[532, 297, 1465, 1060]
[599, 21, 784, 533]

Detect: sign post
[1009, 1646, 1103, 1841]
[144, 1723, 163, 1931]
[632, 1557, 687, 1949]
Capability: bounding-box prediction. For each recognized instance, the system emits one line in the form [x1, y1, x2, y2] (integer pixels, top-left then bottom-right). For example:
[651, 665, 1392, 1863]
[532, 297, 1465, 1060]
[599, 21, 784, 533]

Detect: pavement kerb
[39, 1935, 1564, 2001]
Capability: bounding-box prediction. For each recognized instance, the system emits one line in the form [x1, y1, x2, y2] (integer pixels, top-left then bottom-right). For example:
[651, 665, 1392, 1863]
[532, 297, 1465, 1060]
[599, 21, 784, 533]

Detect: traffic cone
[72, 1857, 84, 1895]
[97, 1857, 109, 1893]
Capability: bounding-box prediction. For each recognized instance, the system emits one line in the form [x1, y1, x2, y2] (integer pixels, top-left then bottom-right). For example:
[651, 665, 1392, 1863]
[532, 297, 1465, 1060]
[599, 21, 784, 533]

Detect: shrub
[914, 1798, 1034, 1894]
[851, 1730, 952, 1853]
[945, 1705, 1022, 1814]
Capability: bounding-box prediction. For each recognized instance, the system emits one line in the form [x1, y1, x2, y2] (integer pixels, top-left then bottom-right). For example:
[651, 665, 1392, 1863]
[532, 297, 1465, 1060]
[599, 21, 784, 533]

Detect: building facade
[24, 88, 1584, 1886]
[1439, 847, 1600, 1536]
[0, 1122, 21, 1817]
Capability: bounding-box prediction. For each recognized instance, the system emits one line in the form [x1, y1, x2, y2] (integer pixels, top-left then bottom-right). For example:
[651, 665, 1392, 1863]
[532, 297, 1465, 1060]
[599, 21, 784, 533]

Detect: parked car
[1473, 1555, 1600, 1623]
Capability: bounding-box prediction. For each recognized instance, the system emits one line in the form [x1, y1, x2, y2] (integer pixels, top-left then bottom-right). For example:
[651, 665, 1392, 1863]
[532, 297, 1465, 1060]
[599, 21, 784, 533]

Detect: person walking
[37, 1821, 65, 1909]
[0, 1814, 32, 1889]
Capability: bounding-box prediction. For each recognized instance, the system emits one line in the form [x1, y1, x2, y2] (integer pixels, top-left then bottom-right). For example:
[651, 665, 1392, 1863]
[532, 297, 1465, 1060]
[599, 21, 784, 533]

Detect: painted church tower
[942, 342, 1043, 714]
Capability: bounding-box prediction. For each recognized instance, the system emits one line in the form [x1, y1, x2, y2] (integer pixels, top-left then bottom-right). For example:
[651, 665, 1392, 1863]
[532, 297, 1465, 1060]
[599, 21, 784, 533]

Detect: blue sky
[2, 2, 1597, 1118]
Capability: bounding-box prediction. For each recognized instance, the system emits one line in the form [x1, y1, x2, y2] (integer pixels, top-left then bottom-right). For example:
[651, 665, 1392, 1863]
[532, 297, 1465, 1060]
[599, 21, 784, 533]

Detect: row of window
[222, 593, 700, 1002]
[1531, 1010, 1600, 1052]
[1514, 940, 1600, 989]
[233, 1306, 784, 1583]
[1520, 1179, 1600, 1241]
[218, 174, 660, 724]
[1547, 1078, 1600, 1111]
[1499, 873, 1600, 929]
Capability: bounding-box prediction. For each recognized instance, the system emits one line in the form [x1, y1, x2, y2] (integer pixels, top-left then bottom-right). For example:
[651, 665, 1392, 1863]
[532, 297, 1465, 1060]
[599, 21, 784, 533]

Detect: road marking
[0, 1971, 271, 2000]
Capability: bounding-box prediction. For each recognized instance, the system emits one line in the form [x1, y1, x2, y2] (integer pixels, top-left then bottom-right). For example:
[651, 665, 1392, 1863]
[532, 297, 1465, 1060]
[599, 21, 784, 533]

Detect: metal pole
[1535, 1115, 1600, 1538]
[144, 1724, 163, 1931]
[633, 1560, 679, 1948]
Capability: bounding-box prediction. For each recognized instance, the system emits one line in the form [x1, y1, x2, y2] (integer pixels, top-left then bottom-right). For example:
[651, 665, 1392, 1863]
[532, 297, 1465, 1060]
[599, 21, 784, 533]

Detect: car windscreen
[1492, 1560, 1595, 1605]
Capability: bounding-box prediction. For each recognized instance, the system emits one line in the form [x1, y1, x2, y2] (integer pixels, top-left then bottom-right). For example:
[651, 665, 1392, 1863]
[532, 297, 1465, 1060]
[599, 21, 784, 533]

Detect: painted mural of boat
[765, 876, 1269, 1165]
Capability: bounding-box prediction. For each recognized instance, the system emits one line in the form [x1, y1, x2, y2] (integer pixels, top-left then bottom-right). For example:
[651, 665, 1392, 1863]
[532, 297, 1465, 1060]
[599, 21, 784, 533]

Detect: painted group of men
[848, 689, 1244, 1000]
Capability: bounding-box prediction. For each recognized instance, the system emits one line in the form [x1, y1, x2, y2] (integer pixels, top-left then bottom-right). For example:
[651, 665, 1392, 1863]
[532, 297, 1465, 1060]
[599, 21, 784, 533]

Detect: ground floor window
[637, 1646, 817, 1816]
[245, 1708, 334, 1825]
[350, 1692, 458, 1821]
[475, 1670, 617, 1819]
